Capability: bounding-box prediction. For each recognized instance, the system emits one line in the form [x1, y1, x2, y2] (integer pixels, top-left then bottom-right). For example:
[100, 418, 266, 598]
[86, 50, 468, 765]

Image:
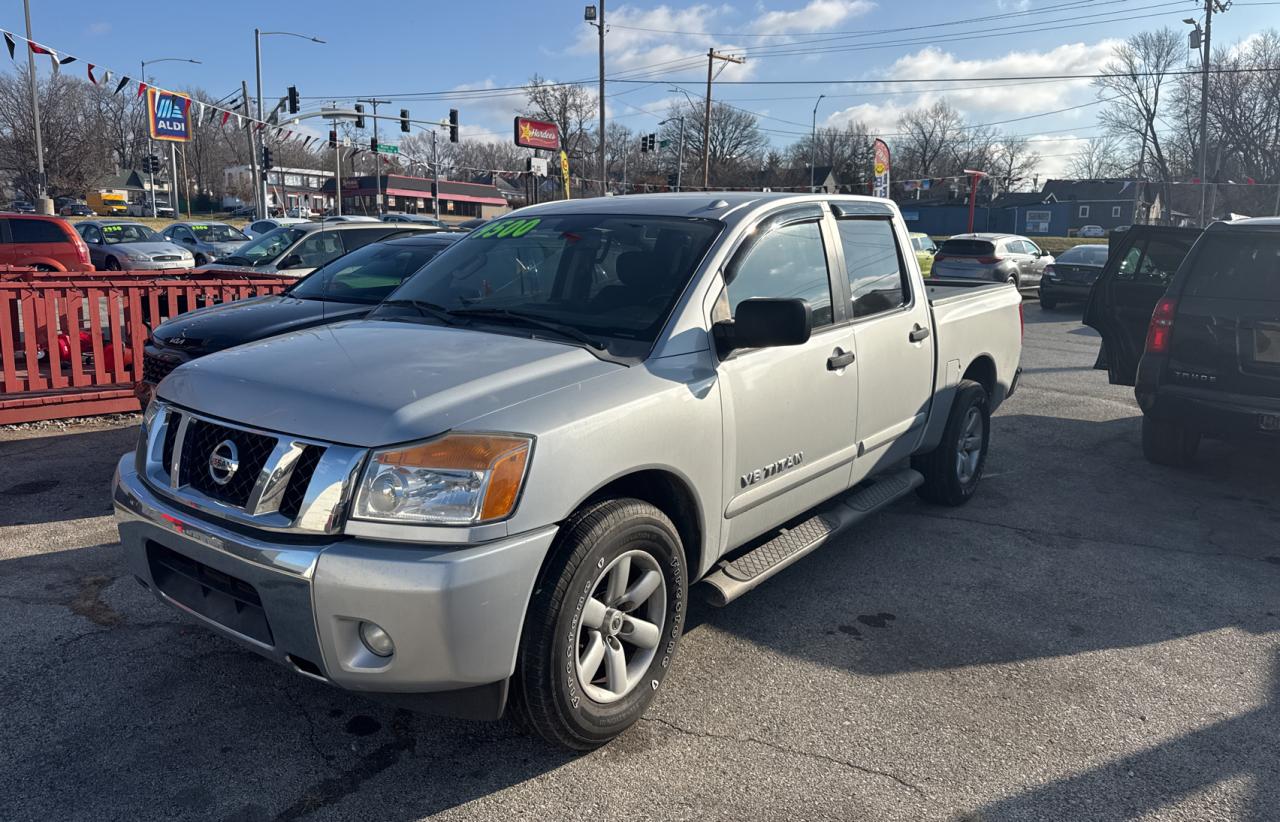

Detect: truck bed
[925, 277, 1015, 307]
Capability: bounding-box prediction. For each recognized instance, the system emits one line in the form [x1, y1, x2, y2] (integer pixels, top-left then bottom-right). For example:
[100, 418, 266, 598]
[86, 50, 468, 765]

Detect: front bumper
[113, 454, 557, 719]
[121, 259, 195, 271]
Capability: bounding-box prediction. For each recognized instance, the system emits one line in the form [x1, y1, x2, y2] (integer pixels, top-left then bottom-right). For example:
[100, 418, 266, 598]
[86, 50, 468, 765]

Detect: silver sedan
[75, 221, 195, 271]
[162, 221, 251, 266]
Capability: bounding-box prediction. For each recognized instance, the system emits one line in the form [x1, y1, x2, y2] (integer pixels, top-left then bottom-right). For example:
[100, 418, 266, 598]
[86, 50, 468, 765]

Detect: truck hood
[152, 295, 372, 355]
[157, 320, 623, 446]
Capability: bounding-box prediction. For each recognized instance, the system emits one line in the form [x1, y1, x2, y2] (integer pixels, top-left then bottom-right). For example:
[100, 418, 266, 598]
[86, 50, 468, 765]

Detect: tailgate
[1171, 231, 1280, 398]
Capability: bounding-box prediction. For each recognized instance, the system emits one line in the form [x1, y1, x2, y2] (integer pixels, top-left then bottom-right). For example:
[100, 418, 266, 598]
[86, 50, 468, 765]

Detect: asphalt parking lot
[1, 304, 1278, 822]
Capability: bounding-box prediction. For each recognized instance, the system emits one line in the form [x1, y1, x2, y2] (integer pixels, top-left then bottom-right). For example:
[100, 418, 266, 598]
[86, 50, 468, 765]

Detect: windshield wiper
[447, 307, 605, 350]
[379, 298, 460, 326]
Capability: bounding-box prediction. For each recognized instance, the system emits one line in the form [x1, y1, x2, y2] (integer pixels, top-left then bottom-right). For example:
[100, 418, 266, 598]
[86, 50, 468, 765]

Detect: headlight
[128, 252, 152, 262]
[352, 433, 532, 525]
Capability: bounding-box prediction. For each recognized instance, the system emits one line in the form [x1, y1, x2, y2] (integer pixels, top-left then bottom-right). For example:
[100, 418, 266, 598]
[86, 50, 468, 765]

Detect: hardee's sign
[514, 117, 560, 151]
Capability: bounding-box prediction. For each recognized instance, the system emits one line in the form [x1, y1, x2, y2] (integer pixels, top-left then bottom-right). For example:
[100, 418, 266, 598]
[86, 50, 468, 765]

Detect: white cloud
[877, 41, 1120, 115]
[752, 0, 874, 35]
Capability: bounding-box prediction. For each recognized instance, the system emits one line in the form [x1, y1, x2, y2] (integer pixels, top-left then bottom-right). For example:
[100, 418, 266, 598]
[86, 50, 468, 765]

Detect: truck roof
[512, 191, 897, 226]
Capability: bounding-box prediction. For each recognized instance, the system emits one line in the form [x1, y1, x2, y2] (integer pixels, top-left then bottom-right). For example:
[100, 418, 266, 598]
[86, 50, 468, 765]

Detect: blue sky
[10, 0, 1280, 176]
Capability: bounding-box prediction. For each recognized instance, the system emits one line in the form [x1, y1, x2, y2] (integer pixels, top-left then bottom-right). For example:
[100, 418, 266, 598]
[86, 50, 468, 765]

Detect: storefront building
[321, 175, 509, 223]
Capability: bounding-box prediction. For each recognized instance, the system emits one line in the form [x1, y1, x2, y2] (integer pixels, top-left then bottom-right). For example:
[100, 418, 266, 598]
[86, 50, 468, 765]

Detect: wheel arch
[18, 256, 66, 272]
[962, 354, 997, 398]
[568, 466, 708, 582]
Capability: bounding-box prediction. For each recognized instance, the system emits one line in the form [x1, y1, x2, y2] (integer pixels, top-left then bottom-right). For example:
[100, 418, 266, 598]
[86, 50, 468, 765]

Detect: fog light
[358, 621, 395, 657]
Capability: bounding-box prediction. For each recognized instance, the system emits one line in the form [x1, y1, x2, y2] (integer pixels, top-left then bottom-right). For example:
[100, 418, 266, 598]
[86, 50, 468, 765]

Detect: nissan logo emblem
[208, 439, 240, 486]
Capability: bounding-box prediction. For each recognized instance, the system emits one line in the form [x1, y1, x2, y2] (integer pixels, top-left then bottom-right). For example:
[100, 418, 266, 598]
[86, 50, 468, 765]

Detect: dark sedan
[141, 232, 464, 393]
[1038, 243, 1110, 310]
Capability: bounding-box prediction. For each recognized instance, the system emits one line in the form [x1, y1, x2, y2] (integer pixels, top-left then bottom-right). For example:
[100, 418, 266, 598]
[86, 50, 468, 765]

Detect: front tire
[913, 379, 990, 506]
[510, 498, 687, 750]
[104, 256, 121, 271]
[194, 254, 207, 266]
[1142, 414, 1199, 466]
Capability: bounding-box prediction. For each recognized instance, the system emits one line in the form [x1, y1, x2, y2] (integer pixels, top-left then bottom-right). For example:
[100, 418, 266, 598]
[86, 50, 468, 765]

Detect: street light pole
[660, 115, 686, 192]
[22, 0, 49, 213]
[255, 30, 324, 219]
[359, 98, 391, 215]
[1197, 0, 1216, 226]
[810, 94, 825, 193]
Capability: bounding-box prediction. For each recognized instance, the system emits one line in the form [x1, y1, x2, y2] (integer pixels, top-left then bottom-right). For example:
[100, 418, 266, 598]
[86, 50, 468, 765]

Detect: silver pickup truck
[113, 193, 1022, 749]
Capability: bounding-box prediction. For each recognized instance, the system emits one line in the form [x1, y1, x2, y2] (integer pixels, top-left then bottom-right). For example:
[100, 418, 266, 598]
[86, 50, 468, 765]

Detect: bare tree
[0, 67, 115, 198]
[659, 100, 766, 188]
[1068, 135, 1131, 179]
[894, 100, 967, 180]
[524, 75, 597, 165]
[990, 137, 1042, 192]
[1095, 27, 1183, 185]
[786, 120, 875, 190]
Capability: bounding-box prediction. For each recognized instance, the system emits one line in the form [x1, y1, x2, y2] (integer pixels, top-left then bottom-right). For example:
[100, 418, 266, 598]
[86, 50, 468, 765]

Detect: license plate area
[1259, 413, 1280, 432]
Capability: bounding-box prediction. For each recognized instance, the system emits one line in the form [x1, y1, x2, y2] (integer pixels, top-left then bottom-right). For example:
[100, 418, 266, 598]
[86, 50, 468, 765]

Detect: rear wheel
[1040, 292, 1058, 310]
[1141, 414, 1200, 467]
[510, 498, 686, 750]
[1006, 273, 1021, 290]
[913, 379, 990, 506]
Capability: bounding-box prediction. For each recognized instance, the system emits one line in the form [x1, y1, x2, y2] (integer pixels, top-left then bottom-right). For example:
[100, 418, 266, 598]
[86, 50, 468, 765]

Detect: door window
[836, 219, 909, 318]
[726, 219, 833, 327]
[1079, 205, 1090, 218]
[80, 225, 103, 245]
[1023, 240, 1043, 256]
[289, 231, 346, 267]
[1116, 238, 1188, 285]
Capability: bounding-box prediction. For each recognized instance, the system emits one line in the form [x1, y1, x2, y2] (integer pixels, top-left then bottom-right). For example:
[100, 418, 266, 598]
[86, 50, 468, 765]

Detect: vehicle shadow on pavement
[682, 411, 1280, 818]
[0, 538, 580, 822]
[0, 425, 138, 527]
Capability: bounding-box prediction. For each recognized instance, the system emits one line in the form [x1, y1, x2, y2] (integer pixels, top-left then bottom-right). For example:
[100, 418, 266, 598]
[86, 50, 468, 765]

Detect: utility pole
[359, 98, 391, 214]
[703, 49, 744, 189]
[254, 29, 267, 218]
[332, 112, 343, 217]
[22, 0, 50, 214]
[241, 81, 259, 218]
[432, 129, 441, 221]
[598, 1, 607, 196]
[1196, 0, 1225, 226]
[170, 143, 178, 219]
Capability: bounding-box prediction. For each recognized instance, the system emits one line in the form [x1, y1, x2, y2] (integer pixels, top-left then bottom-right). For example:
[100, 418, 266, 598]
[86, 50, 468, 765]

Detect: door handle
[909, 324, 930, 342]
[827, 348, 855, 370]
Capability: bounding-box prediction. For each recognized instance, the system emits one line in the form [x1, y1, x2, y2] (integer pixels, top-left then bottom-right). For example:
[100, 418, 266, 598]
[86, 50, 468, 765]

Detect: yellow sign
[560, 150, 570, 200]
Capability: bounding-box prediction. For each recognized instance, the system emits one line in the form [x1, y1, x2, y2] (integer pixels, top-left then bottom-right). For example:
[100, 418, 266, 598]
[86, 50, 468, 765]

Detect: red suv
[0, 213, 94, 271]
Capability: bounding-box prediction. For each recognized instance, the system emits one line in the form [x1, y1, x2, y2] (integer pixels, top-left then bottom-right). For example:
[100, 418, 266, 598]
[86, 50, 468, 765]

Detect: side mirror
[713, 298, 812, 357]
[278, 254, 303, 270]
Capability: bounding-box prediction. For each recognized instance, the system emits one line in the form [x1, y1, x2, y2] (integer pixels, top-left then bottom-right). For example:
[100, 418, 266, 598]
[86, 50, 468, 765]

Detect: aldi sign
[147, 88, 192, 142]
[514, 117, 560, 151]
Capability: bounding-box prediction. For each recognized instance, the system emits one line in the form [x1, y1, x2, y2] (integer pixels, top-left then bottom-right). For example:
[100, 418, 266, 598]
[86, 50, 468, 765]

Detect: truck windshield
[374, 214, 721, 356]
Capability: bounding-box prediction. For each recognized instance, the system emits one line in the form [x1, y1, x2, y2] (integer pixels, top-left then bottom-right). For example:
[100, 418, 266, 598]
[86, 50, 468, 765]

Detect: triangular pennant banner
[28, 42, 51, 55]
[59, 55, 76, 65]
[136, 81, 147, 99]
[3, 32, 15, 60]
[114, 75, 129, 94]
[221, 110, 231, 126]
[86, 63, 96, 84]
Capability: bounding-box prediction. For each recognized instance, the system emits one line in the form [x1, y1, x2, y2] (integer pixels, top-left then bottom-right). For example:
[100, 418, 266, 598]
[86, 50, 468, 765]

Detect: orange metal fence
[0, 268, 288, 424]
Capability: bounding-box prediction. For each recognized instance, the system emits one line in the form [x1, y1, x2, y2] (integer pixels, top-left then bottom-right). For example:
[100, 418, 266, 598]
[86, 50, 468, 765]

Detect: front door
[831, 211, 935, 478]
[1085, 228, 1197, 385]
[1021, 239, 1048, 287]
[717, 205, 859, 549]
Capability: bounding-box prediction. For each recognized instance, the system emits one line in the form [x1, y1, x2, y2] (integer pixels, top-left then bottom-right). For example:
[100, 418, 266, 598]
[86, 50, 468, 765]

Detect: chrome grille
[180, 419, 277, 507]
[139, 403, 365, 535]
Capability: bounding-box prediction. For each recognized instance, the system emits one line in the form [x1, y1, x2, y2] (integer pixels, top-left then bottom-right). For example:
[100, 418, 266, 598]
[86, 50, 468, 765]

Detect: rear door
[832, 209, 934, 478]
[9, 217, 73, 269]
[1084, 227, 1198, 385]
[1169, 228, 1280, 400]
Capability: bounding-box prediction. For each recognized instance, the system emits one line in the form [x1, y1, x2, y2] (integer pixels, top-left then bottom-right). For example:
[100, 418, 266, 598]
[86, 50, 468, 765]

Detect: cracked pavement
[1, 306, 1278, 821]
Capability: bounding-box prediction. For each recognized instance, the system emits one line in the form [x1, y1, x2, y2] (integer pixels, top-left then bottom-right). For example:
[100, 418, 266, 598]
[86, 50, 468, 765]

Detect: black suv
[1089, 219, 1280, 465]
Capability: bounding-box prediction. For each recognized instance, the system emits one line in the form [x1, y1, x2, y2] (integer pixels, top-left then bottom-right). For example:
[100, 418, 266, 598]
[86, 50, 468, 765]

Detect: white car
[243, 217, 312, 238]
[1079, 225, 1106, 238]
[286, 206, 313, 218]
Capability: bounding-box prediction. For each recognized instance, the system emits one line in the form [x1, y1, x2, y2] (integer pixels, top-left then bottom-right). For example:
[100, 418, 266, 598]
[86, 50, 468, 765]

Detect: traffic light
[640, 133, 656, 153]
[260, 145, 274, 171]
[287, 85, 300, 114]
[448, 109, 459, 143]
[400, 109, 410, 133]
[354, 103, 365, 129]
[371, 136, 379, 151]
[649, 134, 658, 151]
[142, 154, 160, 174]
[328, 129, 338, 149]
